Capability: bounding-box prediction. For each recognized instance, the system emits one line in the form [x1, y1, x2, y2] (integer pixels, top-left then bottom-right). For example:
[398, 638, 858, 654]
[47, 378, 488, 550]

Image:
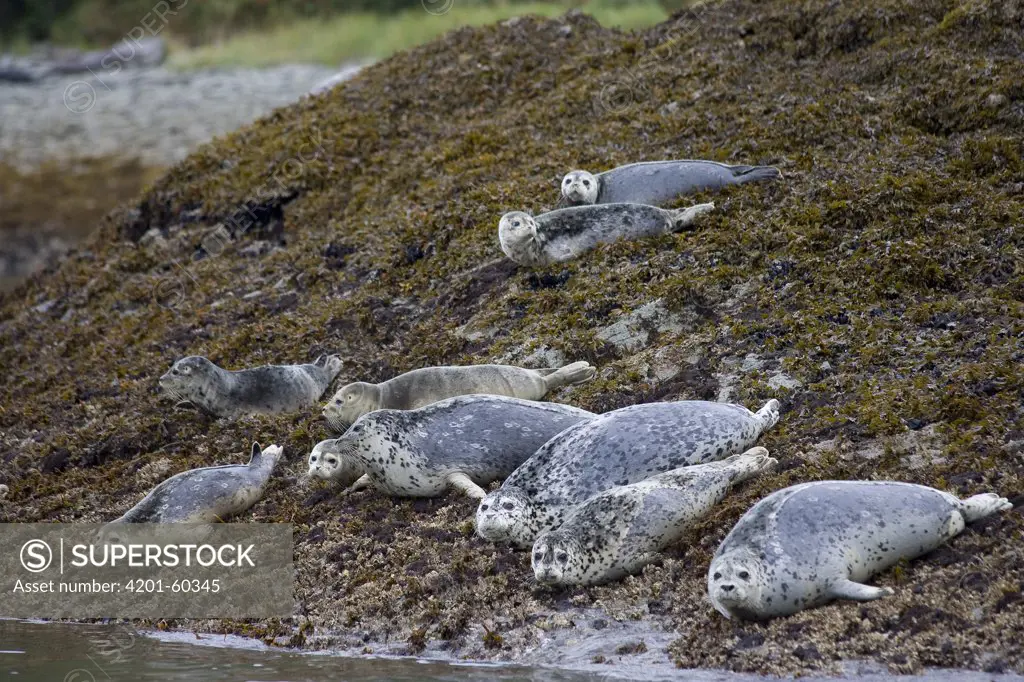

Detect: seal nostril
[721, 584, 735, 593]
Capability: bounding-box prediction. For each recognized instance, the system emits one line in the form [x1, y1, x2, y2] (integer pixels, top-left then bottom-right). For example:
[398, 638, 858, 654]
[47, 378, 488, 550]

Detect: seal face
[105, 442, 282, 526]
[708, 481, 1014, 621]
[321, 362, 595, 433]
[307, 438, 364, 487]
[160, 354, 343, 418]
[532, 447, 777, 586]
[498, 202, 714, 267]
[318, 394, 595, 499]
[560, 160, 782, 207]
[476, 399, 780, 548]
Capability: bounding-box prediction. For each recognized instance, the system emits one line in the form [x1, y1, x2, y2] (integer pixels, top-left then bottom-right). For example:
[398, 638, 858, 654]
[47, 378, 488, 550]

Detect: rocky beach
[1, 0, 1022, 676]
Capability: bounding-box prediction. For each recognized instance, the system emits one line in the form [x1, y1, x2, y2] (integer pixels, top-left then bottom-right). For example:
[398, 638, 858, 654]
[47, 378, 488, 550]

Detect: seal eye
[534, 551, 543, 561]
[738, 571, 750, 580]
[501, 502, 515, 511]
[512, 220, 521, 228]
[556, 552, 568, 563]
[563, 178, 571, 185]
[479, 503, 489, 511]
[713, 572, 722, 580]
[582, 180, 590, 187]
[326, 456, 337, 465]
[334, 399, 342, 405]
[346, 395, 355, 401]
[310, 455, 317, 462]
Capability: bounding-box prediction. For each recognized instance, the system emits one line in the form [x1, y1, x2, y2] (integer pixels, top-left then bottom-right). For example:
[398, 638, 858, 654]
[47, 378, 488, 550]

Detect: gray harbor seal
[708, 480, 1014, 621]
[560, 160, 782, 207]
[308, 395, 595, 499]
[322, 361, 596, 432]
[533, 447, 777, 586]
[160, 354, 342, 418]
[105, 443, 282, 525]
[476, 398, 780, 547]
[498, 202, 715, 267]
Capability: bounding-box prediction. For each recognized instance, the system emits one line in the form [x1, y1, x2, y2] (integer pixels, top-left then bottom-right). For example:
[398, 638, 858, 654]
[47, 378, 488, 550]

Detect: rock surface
[1, 0, 1023, 676]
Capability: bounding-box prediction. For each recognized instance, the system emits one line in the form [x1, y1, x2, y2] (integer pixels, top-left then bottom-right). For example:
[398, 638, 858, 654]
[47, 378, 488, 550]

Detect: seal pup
[498, 202, 715, 267]
[160, 354, 343, 418]
[314, 395, 595, 499]
[322, 361, 596, 432]
[476, 399, 780, 547]
[708, 480, 1014, 621]
[560, 160, 782, 207]
[105, 443, 282, 525]
[533, 447, 777, 586]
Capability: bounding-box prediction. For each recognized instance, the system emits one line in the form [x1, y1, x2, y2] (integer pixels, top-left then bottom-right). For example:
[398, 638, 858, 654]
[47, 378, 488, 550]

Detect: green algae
[1, 0, 1023, 675]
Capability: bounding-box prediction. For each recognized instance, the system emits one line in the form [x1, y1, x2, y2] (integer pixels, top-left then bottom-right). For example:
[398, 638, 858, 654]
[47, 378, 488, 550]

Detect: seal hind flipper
[667, 202, 715, 232]
[828, 579, 894, 602]
[541, 361, 597, 389]
[960, 493, 1013, 523]
[733, 165, 783, 182]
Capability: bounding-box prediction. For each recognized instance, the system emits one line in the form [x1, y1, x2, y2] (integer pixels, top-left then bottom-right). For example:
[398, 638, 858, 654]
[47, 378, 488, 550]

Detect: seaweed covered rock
[1, 0, 1022, 674]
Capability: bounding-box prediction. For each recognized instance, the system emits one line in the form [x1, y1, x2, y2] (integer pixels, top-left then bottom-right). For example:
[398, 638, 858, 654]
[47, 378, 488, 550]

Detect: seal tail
[959, 493, 1013, 523]
[754, 399, 781, 433]
[544, 361, 597, 389]
[668, 202, 715, 232]
[732, 165, 783, 183]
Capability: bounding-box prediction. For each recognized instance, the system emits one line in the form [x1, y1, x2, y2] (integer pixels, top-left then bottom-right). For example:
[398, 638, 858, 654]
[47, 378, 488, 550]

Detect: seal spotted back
[322, 361, 595, 432]
[561, 160, 782, 207]
[498, 202, 714, 266]
[160, 355, 343, 418]
[315, 394, 595, 499]
[476, 399, 780, 547]
[708, 480, 1014, 620]
[532, 447, 777, 586]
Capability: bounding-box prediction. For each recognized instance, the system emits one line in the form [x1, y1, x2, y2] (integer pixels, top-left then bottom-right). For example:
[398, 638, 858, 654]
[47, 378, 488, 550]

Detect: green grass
[167, 1, 668, 70]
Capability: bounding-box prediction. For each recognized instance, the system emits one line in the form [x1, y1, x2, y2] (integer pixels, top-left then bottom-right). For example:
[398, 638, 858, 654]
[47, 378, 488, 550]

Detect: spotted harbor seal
[533, 447, 777, 586]
[322, 361, 596, 432]
[106, 443, 282, 525]
[160, 354, 342, 418]
[308, 395, 595, 499]
[498, 202, 715, 267]
[305, 437, 365, 489]
[476, 399, 780, 547]
[708, 481, 1014, 621]
[560, 160, 782, 207]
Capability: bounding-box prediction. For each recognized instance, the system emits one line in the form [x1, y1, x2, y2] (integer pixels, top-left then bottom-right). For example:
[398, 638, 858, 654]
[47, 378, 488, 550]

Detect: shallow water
[3, 620, 1023, 682]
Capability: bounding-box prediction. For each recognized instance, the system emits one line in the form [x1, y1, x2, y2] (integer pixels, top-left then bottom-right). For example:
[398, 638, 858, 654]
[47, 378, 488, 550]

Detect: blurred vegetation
[2, 0, 666, 53]
[166, 1, 668, 69]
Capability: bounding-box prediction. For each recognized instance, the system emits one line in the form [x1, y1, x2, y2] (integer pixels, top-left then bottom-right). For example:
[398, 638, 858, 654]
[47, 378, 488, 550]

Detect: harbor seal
[560, 160, 782, 207]
[533, 447, 777, 586]
[160, 354, 342, 418]
[708, 481, 1014, 621]
[498, 202, 715, 267]
[322, 361, 596, 432]
[476, 398, 780, 547]
[105, 443, 282, 525]
[309, 395, 595, 499]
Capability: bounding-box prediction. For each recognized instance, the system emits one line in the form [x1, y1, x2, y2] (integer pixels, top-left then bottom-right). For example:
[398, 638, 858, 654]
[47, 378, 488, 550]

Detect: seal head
[475, 486, 542, 546]
[531, 531, 582, 585]
[159, 356, 223, 409]
[561, 170, 599, 205]
[708, 549, 767, 620]
[322, 382, 382, 432]
[306, 437, 364, 487]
